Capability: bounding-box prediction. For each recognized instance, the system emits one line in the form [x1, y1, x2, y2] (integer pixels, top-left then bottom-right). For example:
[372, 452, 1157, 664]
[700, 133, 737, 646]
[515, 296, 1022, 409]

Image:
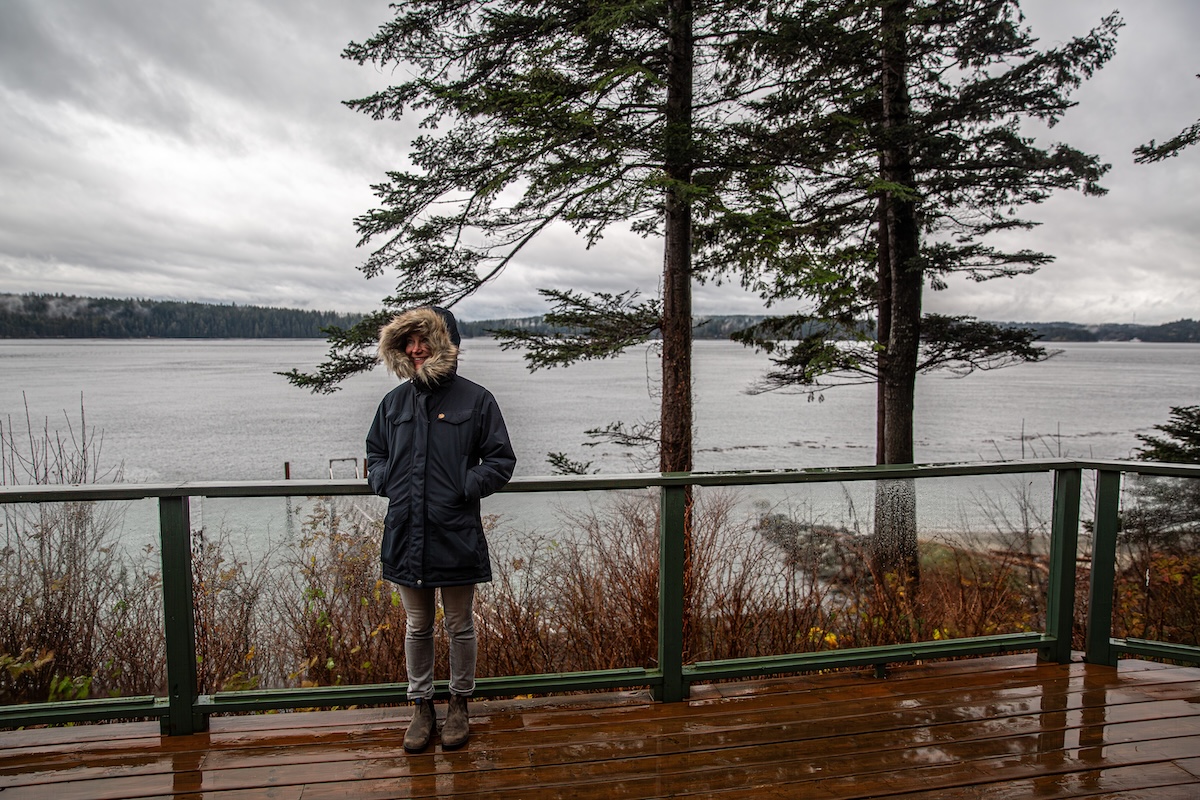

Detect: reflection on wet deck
[2, 654, 1199, 798]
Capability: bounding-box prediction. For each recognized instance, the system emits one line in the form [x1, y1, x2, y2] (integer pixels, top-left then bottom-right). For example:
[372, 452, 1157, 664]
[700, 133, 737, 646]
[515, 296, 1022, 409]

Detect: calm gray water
[4, 338, 1198, 550]
[3, 338, 1198, 482]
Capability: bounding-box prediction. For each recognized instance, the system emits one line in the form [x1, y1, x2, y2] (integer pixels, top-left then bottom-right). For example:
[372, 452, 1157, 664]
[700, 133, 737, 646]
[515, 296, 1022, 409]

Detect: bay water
[3, 338, 1198, 551]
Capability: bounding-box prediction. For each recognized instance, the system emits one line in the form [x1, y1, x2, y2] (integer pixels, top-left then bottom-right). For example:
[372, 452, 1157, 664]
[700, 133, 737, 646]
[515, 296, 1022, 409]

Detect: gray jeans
[397, 584, 477, 700]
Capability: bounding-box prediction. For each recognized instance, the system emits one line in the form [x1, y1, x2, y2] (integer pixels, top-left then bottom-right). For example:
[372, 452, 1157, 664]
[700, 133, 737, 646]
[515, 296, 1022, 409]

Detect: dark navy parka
[366, 307, 516, 588]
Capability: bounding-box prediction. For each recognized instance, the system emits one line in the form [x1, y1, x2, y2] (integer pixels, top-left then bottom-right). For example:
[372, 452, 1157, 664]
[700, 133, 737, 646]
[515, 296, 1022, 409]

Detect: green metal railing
[2, 458, 1197, 735]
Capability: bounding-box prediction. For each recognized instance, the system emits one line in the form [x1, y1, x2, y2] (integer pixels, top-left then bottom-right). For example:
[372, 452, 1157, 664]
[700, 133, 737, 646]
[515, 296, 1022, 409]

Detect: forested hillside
[461, 315, 1200, 343]
[4, 293, 1196, 342]
[455, 314, 802, 340]
[999, 319, 1200, 343]
[0, 294, 365, 338]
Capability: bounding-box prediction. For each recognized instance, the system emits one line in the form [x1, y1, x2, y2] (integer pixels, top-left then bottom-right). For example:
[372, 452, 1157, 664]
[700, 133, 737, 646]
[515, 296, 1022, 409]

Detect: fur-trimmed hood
[378, 306, 461, 386]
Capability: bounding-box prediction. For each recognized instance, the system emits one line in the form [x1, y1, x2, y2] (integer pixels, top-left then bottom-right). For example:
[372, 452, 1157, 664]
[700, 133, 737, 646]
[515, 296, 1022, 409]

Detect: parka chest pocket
[385, 406, 416, 452]
[386, 407, 415, 425]
[432, 408, 474, 444]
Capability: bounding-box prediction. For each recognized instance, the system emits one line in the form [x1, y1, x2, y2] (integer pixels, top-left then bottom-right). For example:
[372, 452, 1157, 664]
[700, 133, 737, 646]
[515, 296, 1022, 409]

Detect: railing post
[1085, 470, 1122, 667]
[1041, 468, 1081, 663]
[159, 494, 206, 735]
[657, 482, 687, 702]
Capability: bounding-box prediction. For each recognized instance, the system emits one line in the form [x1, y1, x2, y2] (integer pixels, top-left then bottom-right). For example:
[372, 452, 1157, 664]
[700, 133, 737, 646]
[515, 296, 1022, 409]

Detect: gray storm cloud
[1, 0, 1197, 323]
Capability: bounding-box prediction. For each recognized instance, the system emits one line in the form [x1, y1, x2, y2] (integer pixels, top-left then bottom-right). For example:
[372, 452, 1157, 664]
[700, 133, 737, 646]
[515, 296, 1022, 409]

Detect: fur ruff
[378, 308, 459, 386]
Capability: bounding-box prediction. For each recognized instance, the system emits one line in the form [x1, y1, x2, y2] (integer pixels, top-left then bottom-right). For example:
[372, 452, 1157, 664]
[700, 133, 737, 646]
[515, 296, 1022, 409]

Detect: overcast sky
[1, 1, 1197, 324]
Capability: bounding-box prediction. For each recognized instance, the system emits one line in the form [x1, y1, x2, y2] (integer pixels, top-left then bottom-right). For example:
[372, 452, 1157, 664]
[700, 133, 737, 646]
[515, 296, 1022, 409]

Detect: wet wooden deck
[2, 654, 1199, 799]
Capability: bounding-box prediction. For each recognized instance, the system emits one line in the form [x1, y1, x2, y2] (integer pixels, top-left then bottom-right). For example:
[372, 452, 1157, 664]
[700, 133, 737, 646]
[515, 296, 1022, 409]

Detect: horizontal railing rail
[2, 458, 1197, 734]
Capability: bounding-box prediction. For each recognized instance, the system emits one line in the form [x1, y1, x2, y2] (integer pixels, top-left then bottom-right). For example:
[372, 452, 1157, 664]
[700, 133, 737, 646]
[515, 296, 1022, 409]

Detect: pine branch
[492, 289, 661, 371]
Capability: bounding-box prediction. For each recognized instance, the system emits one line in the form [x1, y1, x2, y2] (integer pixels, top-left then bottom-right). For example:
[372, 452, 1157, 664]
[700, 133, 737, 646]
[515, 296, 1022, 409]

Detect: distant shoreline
[2, 292, 1197, 343]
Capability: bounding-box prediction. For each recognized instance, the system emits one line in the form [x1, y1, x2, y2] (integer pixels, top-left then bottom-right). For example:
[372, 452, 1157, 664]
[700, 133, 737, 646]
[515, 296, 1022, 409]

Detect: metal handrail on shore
[2, 458, 1197, 735]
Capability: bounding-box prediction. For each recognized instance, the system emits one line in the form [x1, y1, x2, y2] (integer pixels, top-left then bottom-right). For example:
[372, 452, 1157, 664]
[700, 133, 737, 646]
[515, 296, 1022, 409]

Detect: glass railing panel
[910, 472, 1056, 642]
[1112, 472, 1200, 649]
[192, 493, 389, 692]
[0, 496, 166, 703]
[687, 471, 1057, 663]
[479, 488, 661, 677]
[189, 487, 665, 691]
[687, 482, 837, 663]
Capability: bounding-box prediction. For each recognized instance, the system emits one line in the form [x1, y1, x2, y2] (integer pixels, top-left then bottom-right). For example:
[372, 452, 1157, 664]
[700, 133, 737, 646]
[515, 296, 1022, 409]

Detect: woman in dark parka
[366, 306, 516, 752]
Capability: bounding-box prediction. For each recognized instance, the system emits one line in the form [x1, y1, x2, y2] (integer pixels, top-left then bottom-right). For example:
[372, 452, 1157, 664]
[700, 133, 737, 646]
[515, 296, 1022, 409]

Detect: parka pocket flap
[436, 409, 473, 425]
[386, 407, 414, 425]
[385, 502, 410, 528]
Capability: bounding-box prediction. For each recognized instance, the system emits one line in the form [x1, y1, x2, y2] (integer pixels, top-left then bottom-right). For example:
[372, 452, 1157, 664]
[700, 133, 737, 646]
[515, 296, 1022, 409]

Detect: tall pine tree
[725, 0, 1119, 457]
[286, 1, 828, 659]
[710, 1, 1120, 586]
[286, 0, 838, 477]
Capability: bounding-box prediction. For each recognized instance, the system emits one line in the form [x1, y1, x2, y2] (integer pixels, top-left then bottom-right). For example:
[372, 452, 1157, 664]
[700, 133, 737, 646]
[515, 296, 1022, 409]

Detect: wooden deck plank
[1, 676, 1193, 772]
[1, 655, 1198, 799]
[2, 695, 1190, 796]
[10, 670, 1196, 787]
[888, 762, 1200, 799]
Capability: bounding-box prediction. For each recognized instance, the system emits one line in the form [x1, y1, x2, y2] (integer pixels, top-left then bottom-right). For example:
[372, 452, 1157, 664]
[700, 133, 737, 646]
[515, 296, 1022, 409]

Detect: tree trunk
[661, 0, 694, 477]
[875, 195, 890, 465]
[872, 0, 921, 597]
[662, 0, 696, 659]
[879, 0, 921, 468]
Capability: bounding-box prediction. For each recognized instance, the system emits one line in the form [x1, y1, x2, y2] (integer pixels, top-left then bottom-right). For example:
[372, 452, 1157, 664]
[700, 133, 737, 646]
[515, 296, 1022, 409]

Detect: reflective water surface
[4, 339, 1200, 483]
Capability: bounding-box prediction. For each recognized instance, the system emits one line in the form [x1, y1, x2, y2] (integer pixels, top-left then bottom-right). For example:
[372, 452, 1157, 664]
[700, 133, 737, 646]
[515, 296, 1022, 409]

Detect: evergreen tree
[725, 0, 1118, 459]
[285, 0, 833, 476]
[285, 2, 1117, 488]
[293, 1, 846, 658]
[709, 1, 1119, 585]
[1137, 406, 1200, 465]
[1124, 406, 1200, 556]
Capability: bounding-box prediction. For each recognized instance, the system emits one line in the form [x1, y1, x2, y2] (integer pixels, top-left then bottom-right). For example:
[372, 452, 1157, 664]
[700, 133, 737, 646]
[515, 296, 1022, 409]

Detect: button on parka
[366, 307, 516, 588]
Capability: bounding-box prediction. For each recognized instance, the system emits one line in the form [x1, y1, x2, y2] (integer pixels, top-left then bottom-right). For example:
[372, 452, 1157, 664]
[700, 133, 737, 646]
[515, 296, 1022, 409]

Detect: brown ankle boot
[403, 698, 435, 753]
[441, 694, 470, 750]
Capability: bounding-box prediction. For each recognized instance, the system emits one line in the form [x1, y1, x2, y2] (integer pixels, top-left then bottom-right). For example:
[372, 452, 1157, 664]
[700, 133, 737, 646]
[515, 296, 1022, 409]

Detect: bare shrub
[192, 527, 277, 693]
[914, 543, 1037, 639]
[0, 398, 164, 702]
[477, 488, 847, 674]
[475, 527, 560, 677]
[271, 500, 409, 688]
[546, 491, 661, 670]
